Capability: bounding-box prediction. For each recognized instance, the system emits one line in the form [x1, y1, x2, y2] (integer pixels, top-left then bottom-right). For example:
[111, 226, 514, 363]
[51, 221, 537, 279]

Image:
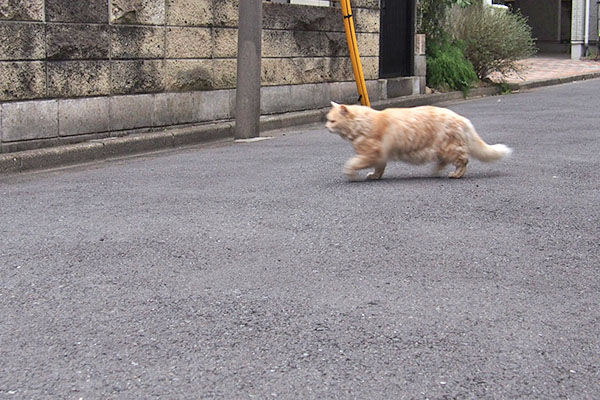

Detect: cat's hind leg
[344, 156, 377, 181]
[366, 162, 387, 180]
[448, 156, 468, 179]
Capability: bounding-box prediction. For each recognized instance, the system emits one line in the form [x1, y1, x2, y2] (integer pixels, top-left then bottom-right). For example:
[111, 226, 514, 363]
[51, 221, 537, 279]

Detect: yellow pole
[340, 0, 370, 107]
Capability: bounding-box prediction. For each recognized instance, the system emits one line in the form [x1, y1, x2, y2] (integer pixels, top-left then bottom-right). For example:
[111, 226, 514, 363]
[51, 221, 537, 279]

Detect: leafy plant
[497, 80, 511, 94]
[451, 6, 537, 79]
[427, 40, 478, 94]
[417, 0, 472, 48]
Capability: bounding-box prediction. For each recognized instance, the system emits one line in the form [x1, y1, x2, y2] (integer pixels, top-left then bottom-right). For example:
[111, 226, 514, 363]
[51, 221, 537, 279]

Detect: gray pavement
[1, 80, 599, 399]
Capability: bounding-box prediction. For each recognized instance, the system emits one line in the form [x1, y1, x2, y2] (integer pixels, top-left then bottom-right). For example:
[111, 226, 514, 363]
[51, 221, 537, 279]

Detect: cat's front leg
[344, 156, 374, 181]
[366, 163, 387, 180]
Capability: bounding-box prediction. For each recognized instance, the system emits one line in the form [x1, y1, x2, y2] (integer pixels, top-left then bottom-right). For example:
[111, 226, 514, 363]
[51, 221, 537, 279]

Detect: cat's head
[326, 101, 352, 136]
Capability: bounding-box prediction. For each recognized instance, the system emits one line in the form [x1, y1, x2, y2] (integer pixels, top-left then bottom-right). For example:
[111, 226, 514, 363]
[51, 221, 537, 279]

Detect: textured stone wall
[0, 0, 379, 101]
[262, 1, 380, 85]
[0, 0, 240, 101]
[0, 0, 383, 153]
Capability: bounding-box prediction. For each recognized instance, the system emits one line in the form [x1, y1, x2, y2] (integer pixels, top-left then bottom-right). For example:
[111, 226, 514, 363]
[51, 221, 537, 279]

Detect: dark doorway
[560, 0, 572, 43]
[379, 0, 415, 78]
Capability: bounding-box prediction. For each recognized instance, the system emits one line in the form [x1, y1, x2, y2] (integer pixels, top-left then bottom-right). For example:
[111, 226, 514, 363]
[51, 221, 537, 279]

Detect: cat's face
[326, 102, 348, 134]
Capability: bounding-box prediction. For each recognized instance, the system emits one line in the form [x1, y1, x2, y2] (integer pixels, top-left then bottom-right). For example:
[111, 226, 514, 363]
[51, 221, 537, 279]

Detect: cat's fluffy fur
[326, 102, 512, 180]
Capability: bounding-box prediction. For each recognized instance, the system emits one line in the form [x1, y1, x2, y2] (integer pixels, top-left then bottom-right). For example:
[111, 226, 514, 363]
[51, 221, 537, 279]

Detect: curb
[1, 74, 598, 175]
[0, 123, 233, 175]
[507, 71, 600, 91]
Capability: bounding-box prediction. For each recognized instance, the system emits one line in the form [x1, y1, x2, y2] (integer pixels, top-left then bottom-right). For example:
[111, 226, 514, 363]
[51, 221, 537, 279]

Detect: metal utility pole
[234, 0, 263, 139]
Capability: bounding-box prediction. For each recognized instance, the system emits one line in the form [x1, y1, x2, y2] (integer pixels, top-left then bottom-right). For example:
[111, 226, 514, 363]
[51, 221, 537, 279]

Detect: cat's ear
[330, 101, 339, 108]
[340, 105, 349, 115]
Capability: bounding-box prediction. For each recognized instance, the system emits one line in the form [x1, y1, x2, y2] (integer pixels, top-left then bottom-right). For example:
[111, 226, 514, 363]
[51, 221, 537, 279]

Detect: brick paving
[489, 54, 600, 83]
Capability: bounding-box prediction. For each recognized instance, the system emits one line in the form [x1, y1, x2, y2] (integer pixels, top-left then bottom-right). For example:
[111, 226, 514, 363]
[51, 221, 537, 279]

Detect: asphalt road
[1, 80, 599, 399]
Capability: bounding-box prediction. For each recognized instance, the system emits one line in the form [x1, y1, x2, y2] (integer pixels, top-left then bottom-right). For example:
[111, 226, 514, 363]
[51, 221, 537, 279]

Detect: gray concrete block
[419, 76, 426, 95]
[211, 59, 237, 89]
[412, 77, 420, 96]
[361, 56, 380, 80]
[328, 79, 381, 105]
[352, 0, 380, 8]
[353, 8, 380, 33]
[153, 92, 196, 127]
[59, 97, 110, 137]
[166, 27, 212, 59]
[213, 0, 238, 27]
[326, 57, 354, 82]
[260, 85, 292, 114]
[328, 81, 364, 104]
[262, 57, 326, 86]
[262, 30, 347, 58]
[193, 89, 233, 122]
[48, 61, 110, 97]
[264, 110, 323, 130]
[1, 100, 58, 142]
[415, 34, 426, 56]
[166, 0, 212, 26]
[213, 28, 238, 58]
[110, 94, 155, 131]
[111, 0, 165, 25]
[46, 0, 109, 23]
[111, 26, 165, 59]
[386, 77, 419, 98]
[228, 88, 237, 119]
[376, 79, 388, 100]
[0, 61, 46, 101]
[366, 80, 382, 101]
[0, 22, 45, 61]
[260, 109, 326, 132]
[46, 24, 110, 60]
[414, 55, 427, 77]
[0, 0, 44, 21]
[261, 83, 329, 114]
[166, 59, 214, 91]
[263, 3, 343, 32]
[111, 60, 166, 94]
[357, 33, 380, 58]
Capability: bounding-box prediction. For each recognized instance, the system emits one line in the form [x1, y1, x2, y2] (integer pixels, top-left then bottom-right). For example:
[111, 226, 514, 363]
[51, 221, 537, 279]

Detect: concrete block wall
[0, 0, 241, 102]
[0, 0, 394, 153]
[262, 1, 380, 85]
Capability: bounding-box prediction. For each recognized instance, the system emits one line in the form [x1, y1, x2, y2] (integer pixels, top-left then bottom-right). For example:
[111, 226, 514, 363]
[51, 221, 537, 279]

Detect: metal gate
[379, 0, 415, 78]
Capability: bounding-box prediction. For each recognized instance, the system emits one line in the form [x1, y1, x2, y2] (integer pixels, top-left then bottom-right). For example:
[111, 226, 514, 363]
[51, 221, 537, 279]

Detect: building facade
[499, 0, 599, 59]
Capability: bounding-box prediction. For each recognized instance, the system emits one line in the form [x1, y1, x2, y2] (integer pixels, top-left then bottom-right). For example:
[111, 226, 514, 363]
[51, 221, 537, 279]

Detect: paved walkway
[490, 54, 600, 83]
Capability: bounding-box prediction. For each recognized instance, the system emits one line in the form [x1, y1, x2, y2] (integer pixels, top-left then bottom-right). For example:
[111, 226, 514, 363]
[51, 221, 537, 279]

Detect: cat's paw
[366, 172, 382, 180]
[448, 171, 464, 179]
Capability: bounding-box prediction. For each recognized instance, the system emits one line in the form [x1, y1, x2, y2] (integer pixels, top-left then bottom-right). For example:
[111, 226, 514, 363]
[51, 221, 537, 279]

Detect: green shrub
[418, 0, 477, 91]
[417, 0, 472, 49]
[427, 40, 478, 93]
[451, 6, 537, 79]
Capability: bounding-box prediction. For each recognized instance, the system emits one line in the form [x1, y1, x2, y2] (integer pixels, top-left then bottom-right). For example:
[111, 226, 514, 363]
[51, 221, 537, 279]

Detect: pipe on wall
[585, 0, 590, 53]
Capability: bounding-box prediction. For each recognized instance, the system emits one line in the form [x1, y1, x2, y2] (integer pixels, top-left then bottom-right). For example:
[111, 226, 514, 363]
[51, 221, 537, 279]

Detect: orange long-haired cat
[326, 102, 512, 180]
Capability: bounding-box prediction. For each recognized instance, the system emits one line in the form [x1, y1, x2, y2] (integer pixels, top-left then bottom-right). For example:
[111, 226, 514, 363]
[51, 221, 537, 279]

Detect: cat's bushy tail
[464, 122, 512, 162]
